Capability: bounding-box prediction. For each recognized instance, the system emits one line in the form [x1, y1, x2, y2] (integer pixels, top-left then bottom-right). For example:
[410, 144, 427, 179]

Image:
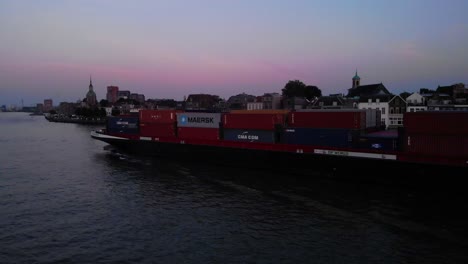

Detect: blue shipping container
[224, 129, 276, 143]
[107, 116, 139, 134]
[281, 128, 358, 148]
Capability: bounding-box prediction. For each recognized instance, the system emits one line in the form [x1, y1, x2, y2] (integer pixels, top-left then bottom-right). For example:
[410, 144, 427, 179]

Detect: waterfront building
[406, 92, 427, 112]
[388, 95, 407, 127]
[312, 94, 347, 109]
[427, 104, 468, 111]
[137, 94, 145, 104]
[106, 86, 119, 103]
[118, 90, 131, 100]
[247, 102, 263, 110]
[283, 96, 308, 110]
[86, 76, 97, 107]
[43, 99, 53, 113]
[186, 94, 221, 111]
[103, 107, 113, 116]
[262, 93, 282, 109]
[130, 93, 138, 101]
[346, 72, 396, 128]
[36, 103, 44, 113]
[58, 102, 77, 116]
[347, 83, 391, 98]
[227, 93, 256, 110]
[352, 70, 361, 88]
[358, 95, 391, 128]
[130, 93, 146, 104]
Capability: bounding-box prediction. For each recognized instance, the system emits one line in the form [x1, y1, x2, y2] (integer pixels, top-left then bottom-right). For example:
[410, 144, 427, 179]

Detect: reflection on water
[0, 113, 467, 263]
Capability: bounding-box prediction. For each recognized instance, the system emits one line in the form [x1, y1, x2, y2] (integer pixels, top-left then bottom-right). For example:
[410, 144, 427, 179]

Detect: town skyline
[1, 0, 468, 106]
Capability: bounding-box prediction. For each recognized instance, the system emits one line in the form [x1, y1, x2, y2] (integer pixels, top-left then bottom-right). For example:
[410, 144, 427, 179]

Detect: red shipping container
[404, 112, 468, 135]
[177, 127, 219, 141]
[139, 109, 178, 124]
[405, 133, 468, 158]
[140, 122, 176, 138]
[223, 113, 285, 130]
[288, 111, 365, 129]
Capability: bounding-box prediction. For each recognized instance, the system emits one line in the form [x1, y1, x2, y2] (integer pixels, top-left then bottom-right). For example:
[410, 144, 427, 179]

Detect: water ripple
[0, 113, 467, 263]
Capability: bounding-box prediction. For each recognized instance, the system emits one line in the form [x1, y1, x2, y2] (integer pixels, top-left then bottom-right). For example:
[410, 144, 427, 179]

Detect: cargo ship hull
[91, 130, 467, 181]
[91, 110, 468, 184]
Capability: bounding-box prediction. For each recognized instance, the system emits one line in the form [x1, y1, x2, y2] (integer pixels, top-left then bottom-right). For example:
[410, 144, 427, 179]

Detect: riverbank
[45, 114, 106, 125]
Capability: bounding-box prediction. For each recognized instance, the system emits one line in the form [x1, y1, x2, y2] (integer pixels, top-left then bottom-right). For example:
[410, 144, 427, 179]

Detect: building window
[382, 108, 385, 115]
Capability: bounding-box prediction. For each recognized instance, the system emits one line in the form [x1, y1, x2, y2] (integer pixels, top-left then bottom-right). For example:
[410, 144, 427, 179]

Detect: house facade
[388, 95, 407, 127]
[247, 102, 264, 110]
[227, 93, 257, 110]
[358, 95, 391, 128]
[262, 93, 282, 109]
[186, 94, 221, 111]
[310, 94, 358, 109]
[406, 92, 427, 112]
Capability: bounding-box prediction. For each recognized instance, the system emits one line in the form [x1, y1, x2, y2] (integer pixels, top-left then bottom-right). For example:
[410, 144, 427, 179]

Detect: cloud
[392, 41, 425, 60]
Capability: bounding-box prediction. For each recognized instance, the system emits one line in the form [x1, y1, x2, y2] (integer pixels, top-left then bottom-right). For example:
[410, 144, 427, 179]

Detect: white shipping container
[176, 112, 221, 128]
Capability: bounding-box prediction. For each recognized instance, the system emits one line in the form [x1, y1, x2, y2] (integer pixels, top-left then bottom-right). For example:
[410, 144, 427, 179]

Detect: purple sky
[1, 0, 467, 106]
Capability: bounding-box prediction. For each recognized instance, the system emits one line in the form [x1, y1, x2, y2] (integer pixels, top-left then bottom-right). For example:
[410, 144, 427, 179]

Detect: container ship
[91, 109, 468, 177]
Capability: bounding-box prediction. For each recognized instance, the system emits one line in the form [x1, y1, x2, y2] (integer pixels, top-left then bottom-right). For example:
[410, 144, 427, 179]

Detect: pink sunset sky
[1, 0, 467, 106]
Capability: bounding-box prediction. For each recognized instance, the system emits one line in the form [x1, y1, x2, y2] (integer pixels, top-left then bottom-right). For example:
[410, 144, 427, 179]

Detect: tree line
[282, 80, 322, 100]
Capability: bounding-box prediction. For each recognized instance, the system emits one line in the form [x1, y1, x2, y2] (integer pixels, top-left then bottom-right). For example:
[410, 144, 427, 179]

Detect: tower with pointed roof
[352, 70, 360, 88]
[86, 75, 97, 107]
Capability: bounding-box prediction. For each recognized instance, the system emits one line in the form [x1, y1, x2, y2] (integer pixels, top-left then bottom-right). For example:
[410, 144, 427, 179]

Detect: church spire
[352, 69, 361, 88]
[89, 75, 94, 91]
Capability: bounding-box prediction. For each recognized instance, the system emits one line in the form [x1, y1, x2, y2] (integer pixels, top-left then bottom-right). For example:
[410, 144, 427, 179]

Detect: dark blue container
[281, 128, 358, 148]
[107, 116, 139, 134]
[223, 129, 276, 143]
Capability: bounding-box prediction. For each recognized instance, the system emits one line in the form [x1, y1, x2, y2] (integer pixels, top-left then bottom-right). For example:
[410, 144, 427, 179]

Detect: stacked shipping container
[139, 110, 177, 139]
[404, 112, 468, 158]
[283, 110, 365, 148]
[282, 128, 359, 148]
[358, 130, 399, 151]
[291, 110, 366, 129]
[109, 109, 393, 149]
[107, 116, 139, 135]
[176, 112, 221, 141]
[222, 113, 285, 143]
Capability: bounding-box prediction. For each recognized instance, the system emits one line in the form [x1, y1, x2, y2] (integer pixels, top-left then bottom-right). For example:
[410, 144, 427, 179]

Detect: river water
[1, 112, 467, 263]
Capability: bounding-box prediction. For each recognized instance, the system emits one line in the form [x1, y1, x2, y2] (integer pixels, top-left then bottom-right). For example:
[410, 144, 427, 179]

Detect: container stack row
[283, 110, 366, 148]
[403, 112, 468, 158]
[107, 109, 386, 149]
